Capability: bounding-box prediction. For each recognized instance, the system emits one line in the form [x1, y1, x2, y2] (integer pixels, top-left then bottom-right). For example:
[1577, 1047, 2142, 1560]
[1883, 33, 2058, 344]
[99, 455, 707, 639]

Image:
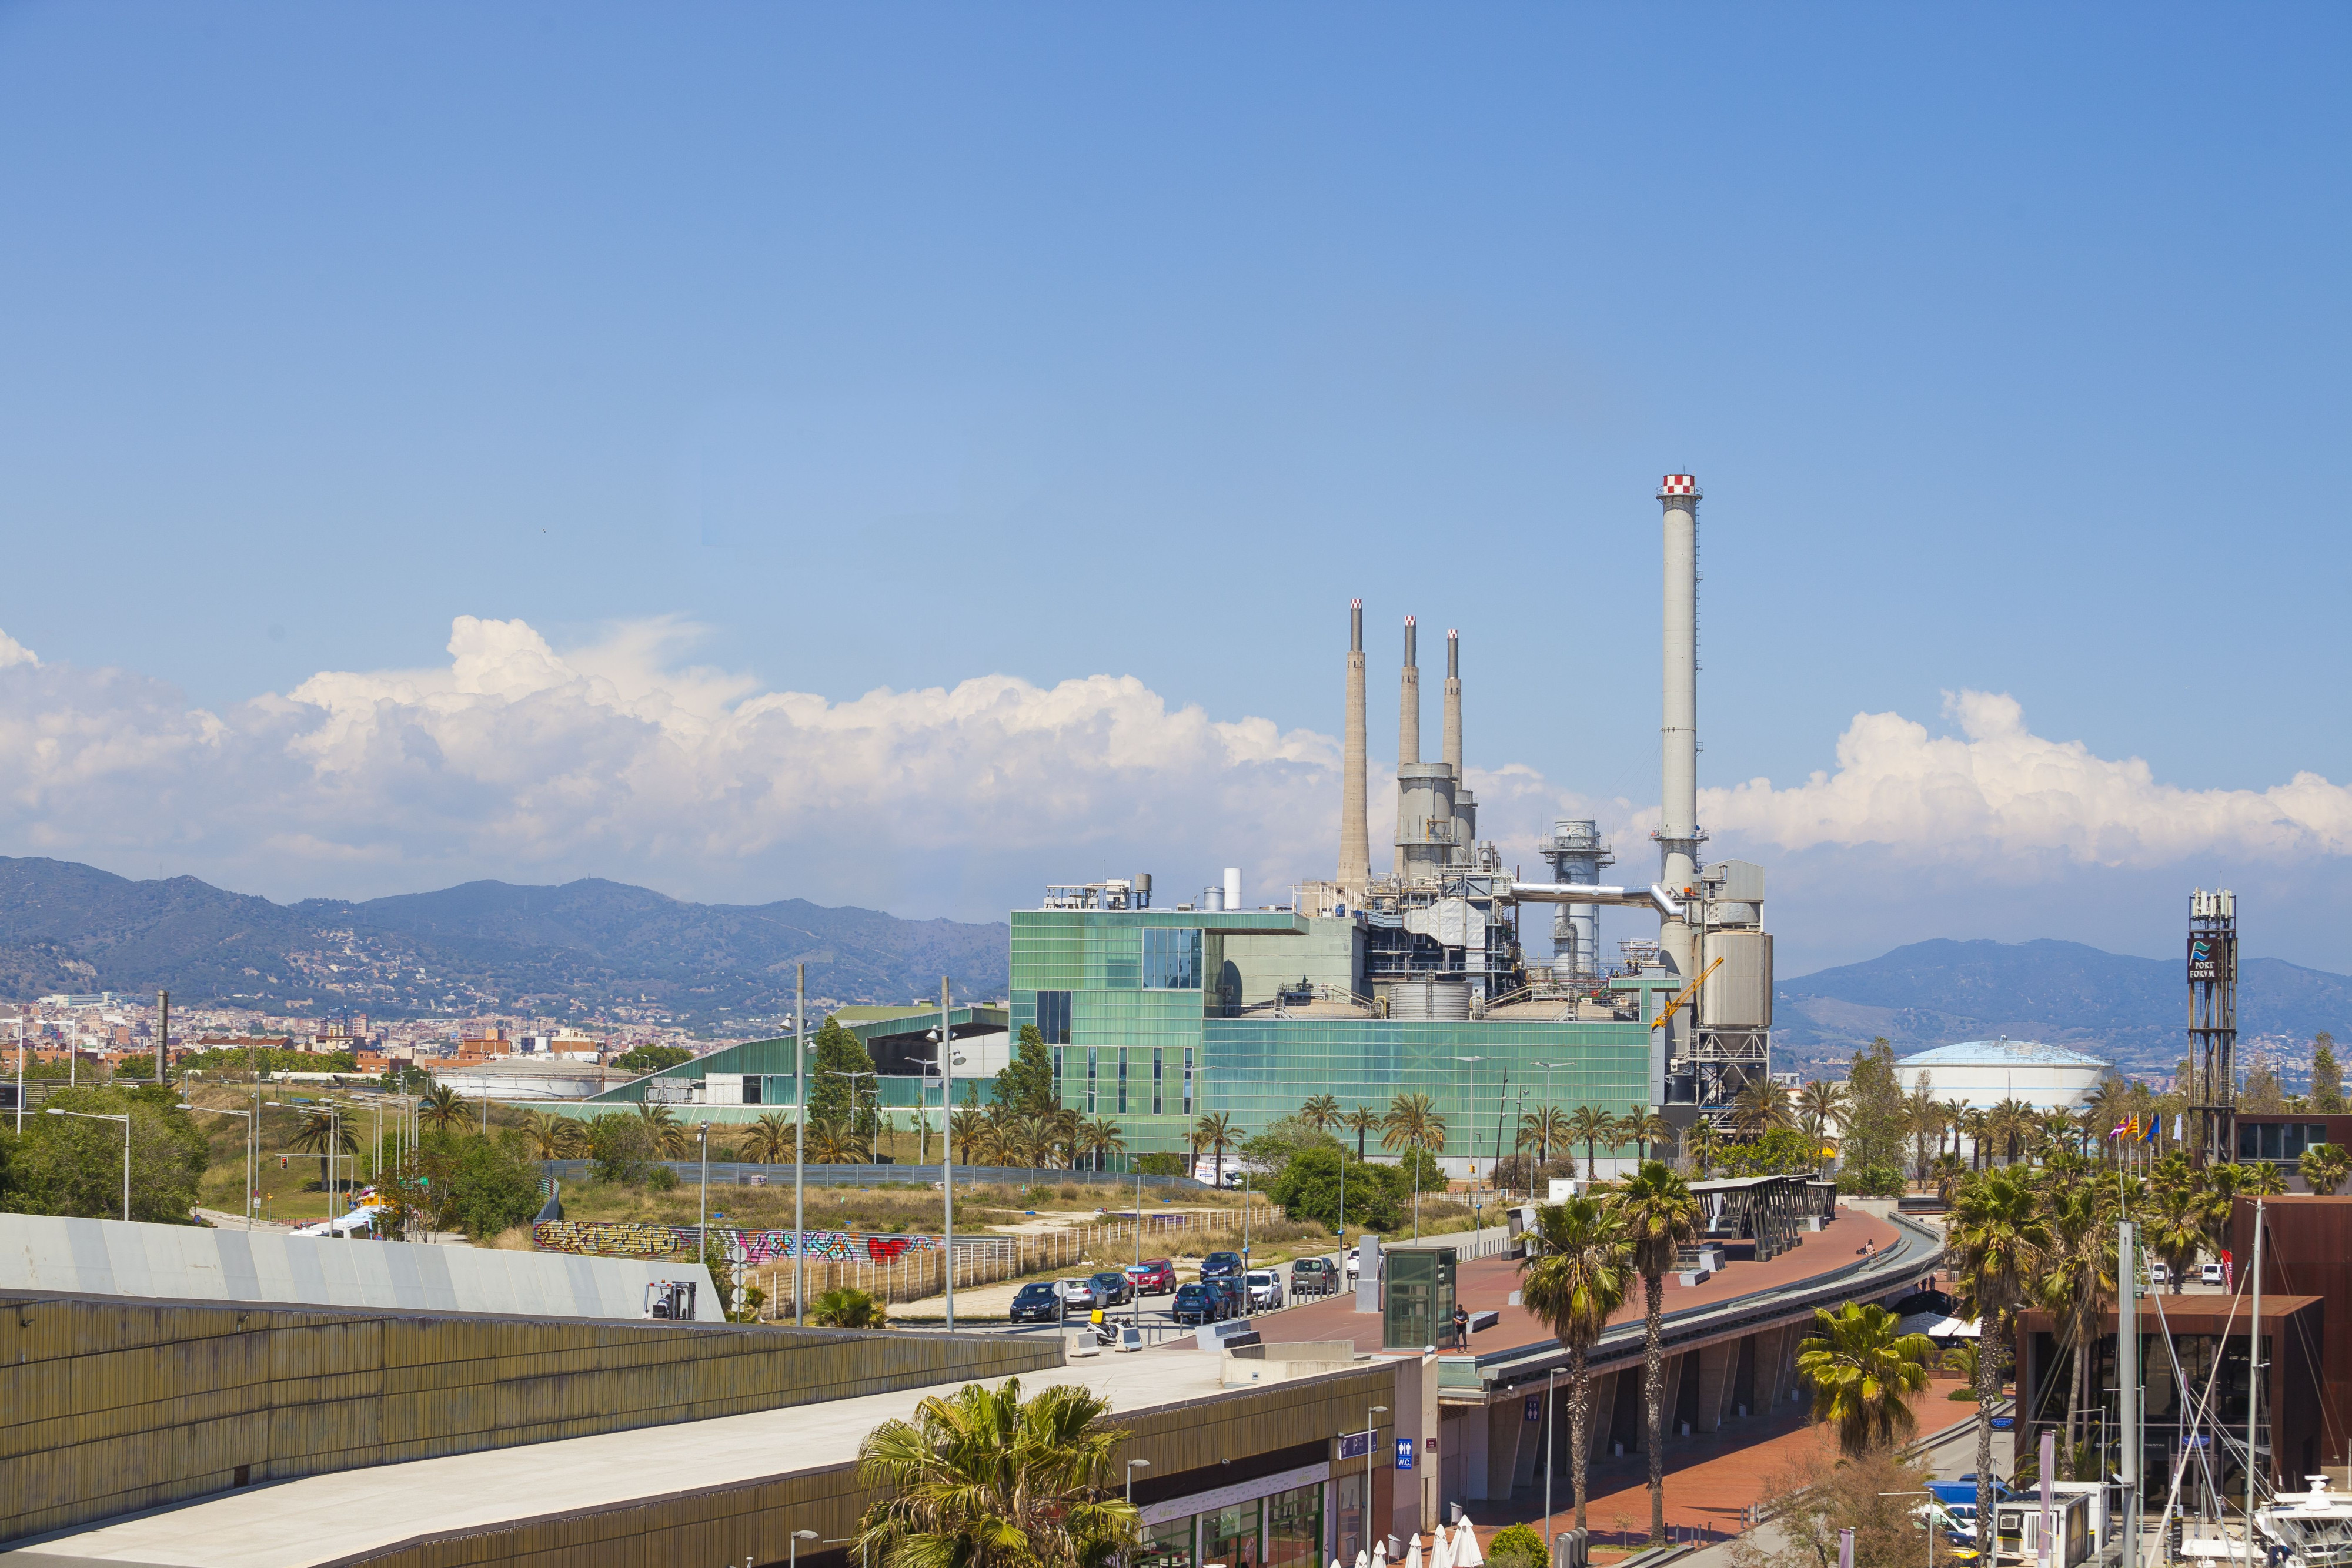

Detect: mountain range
[1775, 937, 2352, 1081]
[0, 857, 1008, 1025]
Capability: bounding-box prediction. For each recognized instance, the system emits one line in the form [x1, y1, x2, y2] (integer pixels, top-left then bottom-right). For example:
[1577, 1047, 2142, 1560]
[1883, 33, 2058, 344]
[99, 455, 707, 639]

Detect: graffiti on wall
[531, 1219, 947, 1264]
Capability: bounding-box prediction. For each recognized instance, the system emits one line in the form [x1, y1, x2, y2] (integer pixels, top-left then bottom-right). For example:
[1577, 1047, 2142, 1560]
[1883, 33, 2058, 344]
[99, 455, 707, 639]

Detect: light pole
[180, 1102, 255, 1229]
[794, 965, 807, 1326]
[1127, 1457, 1150, 1507]
[1544, 1366, 1558, 1551]
[13, 1019, 22, 1134]
[938, 974, 956, 1335]
[789, 1528, 818, 1568]
[1364, 1404, 1389, 1561]
[697, 1123, 711, 1256]
[46, 1106, 131, 1221]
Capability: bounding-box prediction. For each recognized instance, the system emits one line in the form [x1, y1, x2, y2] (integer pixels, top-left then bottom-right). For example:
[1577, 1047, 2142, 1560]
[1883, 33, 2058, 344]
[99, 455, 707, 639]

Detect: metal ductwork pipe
[1510, 882, 1685, 920]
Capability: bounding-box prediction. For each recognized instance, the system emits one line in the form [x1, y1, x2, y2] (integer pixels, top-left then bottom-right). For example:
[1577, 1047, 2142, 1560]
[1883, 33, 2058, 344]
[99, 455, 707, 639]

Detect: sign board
[1340, 1431, 1371, 1461]
[2187, 934, 2233, 984]
[1526, 1395, 1544, 1423]
[1396, 1437, 1416, 1471]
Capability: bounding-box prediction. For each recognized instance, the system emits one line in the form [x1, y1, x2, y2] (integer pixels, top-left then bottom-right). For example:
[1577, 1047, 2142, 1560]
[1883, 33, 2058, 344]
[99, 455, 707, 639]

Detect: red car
[1123, 1257, 1177, 1295]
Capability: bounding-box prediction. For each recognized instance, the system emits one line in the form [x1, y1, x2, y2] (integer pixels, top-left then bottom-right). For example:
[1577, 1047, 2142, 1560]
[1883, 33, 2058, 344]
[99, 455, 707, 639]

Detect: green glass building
[1008, 906, 1672, 1169]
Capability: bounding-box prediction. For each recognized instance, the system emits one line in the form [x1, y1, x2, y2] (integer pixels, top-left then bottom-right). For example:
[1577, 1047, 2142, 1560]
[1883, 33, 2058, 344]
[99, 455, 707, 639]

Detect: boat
[2257, 1476, 2352, 1568]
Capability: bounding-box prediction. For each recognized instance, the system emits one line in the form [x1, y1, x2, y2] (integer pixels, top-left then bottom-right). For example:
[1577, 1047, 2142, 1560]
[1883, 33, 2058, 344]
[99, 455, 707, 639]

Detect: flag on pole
[2221, 1249, 2234, 1292]
[2145, 1115, 2159, 1144]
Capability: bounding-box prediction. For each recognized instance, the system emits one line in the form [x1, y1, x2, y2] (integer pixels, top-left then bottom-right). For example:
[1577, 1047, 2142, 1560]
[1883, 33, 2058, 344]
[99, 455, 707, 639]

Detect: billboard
[2187, 933, 2234, 984]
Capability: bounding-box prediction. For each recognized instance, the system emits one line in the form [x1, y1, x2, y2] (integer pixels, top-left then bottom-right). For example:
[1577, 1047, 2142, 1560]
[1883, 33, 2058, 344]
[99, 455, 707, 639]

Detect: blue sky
[1, 5, 2347, 972]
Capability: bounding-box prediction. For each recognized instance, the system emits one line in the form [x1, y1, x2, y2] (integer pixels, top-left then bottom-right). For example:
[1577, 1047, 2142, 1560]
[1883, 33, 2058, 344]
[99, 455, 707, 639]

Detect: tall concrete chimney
[1657, 476, 1703, 1013]
[1337, 600, 1371, 901]
[1442, 630, 1462, 777]
[1398, 616, 1420, 765]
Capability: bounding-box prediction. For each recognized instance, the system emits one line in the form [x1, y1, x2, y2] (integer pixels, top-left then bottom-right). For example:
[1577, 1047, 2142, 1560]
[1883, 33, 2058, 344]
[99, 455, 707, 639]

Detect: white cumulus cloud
[1704, 690, 2352, 866]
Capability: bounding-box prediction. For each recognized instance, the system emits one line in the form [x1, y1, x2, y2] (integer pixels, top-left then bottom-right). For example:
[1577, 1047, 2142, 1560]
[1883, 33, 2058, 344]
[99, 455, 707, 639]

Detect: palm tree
[1566, 1105, 1615, 1180]
[809, 1118, 871, 1164]
[1730, 1076, 1795, 1138]
[1075, 1116, 1124, 1172]
[1930, 1151, 1966, 1203]
[1797, 1079, 1847, 1144]
[633, 1101, 690, 1158]
[2301, 1142, 2352, 1196]
[1519, 1196, 1632, 1531]
[1195, 1112, 1238, 1185]
[856, 1378, 1138, 1568]
[2243, 1158, 2290, 1198]
[1381, 1092, 1447, 1238]
[950, 1106, 990, 1165]
[815, 1286, 888, 1328]
[1619, 1110, 1677, 1166]
[1683, 1121, 1723, 1179]
[1612, 1159, 1702, 1544]
[2145, 1176, 2207, 1295]
[1299, 1094, 1341, 1136]
[517, 1109, 583, 1161]
[290, 1108, 359, 1162]
[739, 1110, 796, 1165]
[1341, 1106, 1380, 1161]
[1937, 1097, 1969, 1161]
[1905, 1082, 1943, 1182]
[418, 1083, 468, 1134]
[1048, 1106, 1083, 1168]
[1520, 1105, 1573, 1170]
[1951, 1166, 2050, 1542]
[2038, 1185, 2117, 1461]
[1796, 1302, 1935, 1455]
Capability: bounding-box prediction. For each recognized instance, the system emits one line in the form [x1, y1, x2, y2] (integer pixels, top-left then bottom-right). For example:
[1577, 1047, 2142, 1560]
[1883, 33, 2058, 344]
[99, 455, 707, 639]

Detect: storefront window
[1135, 1515, 1195, 1568]
[1266, 1482, 1324, 1568]
[1335, 1471, 1368, 1565]
[1205, 1500, 1263, 1568]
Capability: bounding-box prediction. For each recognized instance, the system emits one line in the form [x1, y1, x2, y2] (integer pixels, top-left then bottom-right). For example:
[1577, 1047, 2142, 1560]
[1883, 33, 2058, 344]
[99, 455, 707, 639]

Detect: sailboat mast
[2247, 1197, 2266, 1551]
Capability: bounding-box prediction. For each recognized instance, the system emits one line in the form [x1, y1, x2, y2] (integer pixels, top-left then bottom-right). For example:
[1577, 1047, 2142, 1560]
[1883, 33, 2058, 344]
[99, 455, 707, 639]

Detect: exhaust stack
[1442, 629, 1462, 776]
[1337, 600, 1370, 901]
[1398, 616, 1420, 765]
[1657, 476, 1704, 1032]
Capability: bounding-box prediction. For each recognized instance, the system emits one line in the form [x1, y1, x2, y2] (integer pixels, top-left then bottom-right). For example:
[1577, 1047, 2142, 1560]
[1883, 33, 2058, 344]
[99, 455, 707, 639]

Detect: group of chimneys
[1334, 600, 1472, 900]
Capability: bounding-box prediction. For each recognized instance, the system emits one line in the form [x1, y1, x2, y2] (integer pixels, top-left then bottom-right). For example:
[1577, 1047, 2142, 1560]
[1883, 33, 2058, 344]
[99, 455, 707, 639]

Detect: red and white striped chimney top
[1659, 474, 1699, 495]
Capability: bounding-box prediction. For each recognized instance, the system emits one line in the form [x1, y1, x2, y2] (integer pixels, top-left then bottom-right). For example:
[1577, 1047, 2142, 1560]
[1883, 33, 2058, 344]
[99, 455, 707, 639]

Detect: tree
[1796, 1302, 1934, 1455]
[612, 1044, 693, 1074]
[1950, 1167, 2050, 1544]
[1519, 1196, 1631, 1530]
[2038, 1185, 2116, 1461]
[1268, 1146, 1402, 1233]
[993, 1025, 1058, 1117]
[1730, 1076, 1796, 1138]
[1719, 1126, 1819, 1178]
[2242, 1061, 2288, 1113]
[290, 1107, 359, 1165]
[418, 1084, 469, 1134]
[517, 1109, 584, 1161]
[739, 1109, 796, 1165]
[1613, 1159, 1702, 1544]
[810, 1118, 871, 1165]
[817, 1286, 888, 1328]
[856, 1378, 1138, 1568]
[1839, 1040, 1908, 1176]
[1299, 1094, 1341, 1135]
[1519, 1105, 1573, 1169]
[1567, 1105, 1615, 1179]
[1797, 1079, 1848, 1144]
[429, 1131, 546, 1239]
[2144, 1174, 2207, 1294]
[1905, 1078, 1941, 1183]
[1619, 1110, 1676, 1164]
[1194, 1112, 1238, 1184]
[2301, 1142, 2351, 1196]
[1075, 1116, 1124, 1173]
[2243, 1158, 2290, 1197]
[2314, 1034, 2344, 1114]
[1381, 1093, 1447, 1239]
[1341, 1106, 1380, 1161]
[810, 1015, 880, 1134]
[584, 1113, 656, 1185]
[633, 1101, 690, 1158]
[0, 1086, 207, 1223]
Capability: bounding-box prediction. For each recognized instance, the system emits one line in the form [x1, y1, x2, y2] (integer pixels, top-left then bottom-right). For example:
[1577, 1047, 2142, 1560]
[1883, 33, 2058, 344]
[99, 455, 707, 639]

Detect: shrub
[1836, 1162, 1907, 1198]
[1134, 1152, 1187, 1177]
[1489, 1524, 1548, 1568]
[813, 1286, 887, 1328]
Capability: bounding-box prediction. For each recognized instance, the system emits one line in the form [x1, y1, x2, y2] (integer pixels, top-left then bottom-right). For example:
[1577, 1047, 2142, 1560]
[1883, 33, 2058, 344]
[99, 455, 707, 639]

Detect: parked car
[1089, 1271, 1132, 1306]
[1124, 1258, 1177, 1295]
[1245, 1269, 1284, 1310]
[1291, 1256, 1340, 1298]
[1204, 1276, 1244, 1318]
[1344, 1247, 1361, 1281]
[1055, 1276, 1109, 1309]
[2147, 1260, 2169, 1286]
[1201, 1251, 1245, 1281]
[1171, 1282, 1224, 1326]
[2201, 1262, 2225, 1286]
[1009, 1282, 1061, 1323]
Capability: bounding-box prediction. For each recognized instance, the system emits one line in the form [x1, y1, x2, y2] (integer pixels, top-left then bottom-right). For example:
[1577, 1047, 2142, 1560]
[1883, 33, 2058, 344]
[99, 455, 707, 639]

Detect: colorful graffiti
[531, 1219, 956, 1264]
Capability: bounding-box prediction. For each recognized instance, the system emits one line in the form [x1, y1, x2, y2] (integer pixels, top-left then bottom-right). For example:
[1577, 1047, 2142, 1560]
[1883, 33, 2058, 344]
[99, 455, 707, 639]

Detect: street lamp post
[1364, 1404, 1389, 1562]
[789, 1528, 818, 1568]
[697, 1124, 710, 1256]
[794, 965, 807, 1326]
[1127, 1457, 1150, 1507]
[46, 1106, 132, 1221]
[179, 1102, 255, 1229]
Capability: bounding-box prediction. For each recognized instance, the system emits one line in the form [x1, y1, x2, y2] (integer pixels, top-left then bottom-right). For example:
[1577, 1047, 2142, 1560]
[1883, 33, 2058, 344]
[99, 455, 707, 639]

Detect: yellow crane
[1648, 954, 1723, 1031]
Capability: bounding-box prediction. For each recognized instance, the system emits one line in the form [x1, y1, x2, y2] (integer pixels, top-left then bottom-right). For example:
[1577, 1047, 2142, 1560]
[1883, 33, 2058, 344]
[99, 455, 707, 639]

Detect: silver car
[1246, 1269, 1284, 1310]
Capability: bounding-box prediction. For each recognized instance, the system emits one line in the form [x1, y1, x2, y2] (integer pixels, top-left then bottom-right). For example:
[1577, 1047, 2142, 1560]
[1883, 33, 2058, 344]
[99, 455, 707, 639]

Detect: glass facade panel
[1205, 1501, 1263, 1568]
[1153, 1046, 1164, 1115]
[1335, 1470, 1369, 1566]
[1117, 1047, 1129, 1115]
[1136, 1516, 1195, 1568]
[1037, 991, 1073, 1044]
[1265, 1482, 1323, 1568]
[1142, 927, 1204, 989]
[1087, 1045, 1099, 1114]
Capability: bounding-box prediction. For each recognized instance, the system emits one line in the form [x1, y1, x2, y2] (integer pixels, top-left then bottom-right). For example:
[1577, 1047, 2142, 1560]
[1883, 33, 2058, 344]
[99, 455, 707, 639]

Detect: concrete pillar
[1693, 1341, 1736, 1433]
[1476, 1397, 1524, 1502]
[1656, 1353, 1689, 1446]
[1512, 1388, 1549, 1491]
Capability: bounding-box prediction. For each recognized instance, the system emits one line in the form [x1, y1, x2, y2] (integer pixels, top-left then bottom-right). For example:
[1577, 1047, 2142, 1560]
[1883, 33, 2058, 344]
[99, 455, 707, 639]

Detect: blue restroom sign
[1396, 1438, 1415, 1471]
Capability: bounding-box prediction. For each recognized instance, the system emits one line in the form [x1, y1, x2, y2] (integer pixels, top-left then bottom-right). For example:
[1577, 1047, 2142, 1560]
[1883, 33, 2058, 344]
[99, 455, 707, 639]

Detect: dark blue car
[1201, 1251, 1245, 1281]
[1171, 1282, 1224, 1326]
[1008, 1283, 1061, 1324]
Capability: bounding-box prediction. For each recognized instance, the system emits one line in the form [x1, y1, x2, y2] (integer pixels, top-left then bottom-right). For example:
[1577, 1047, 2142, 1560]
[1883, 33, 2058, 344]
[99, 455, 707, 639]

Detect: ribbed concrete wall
[0, 1213, 716, 1320]
[0, 1288, 1060, 1544]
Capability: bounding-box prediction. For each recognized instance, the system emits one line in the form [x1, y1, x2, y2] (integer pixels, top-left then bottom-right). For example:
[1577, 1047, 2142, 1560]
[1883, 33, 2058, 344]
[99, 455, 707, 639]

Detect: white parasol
[1453, 1520, 1484, 1568]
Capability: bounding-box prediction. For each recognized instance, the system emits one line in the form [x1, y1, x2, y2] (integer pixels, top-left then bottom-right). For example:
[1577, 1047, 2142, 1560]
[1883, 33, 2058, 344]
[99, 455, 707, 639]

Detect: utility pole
[2120, 1219, 2140, 1568]
[155, 991, 169, 1088]
[942, 974, 956, 1333]
[794, 964, 807, 1327]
